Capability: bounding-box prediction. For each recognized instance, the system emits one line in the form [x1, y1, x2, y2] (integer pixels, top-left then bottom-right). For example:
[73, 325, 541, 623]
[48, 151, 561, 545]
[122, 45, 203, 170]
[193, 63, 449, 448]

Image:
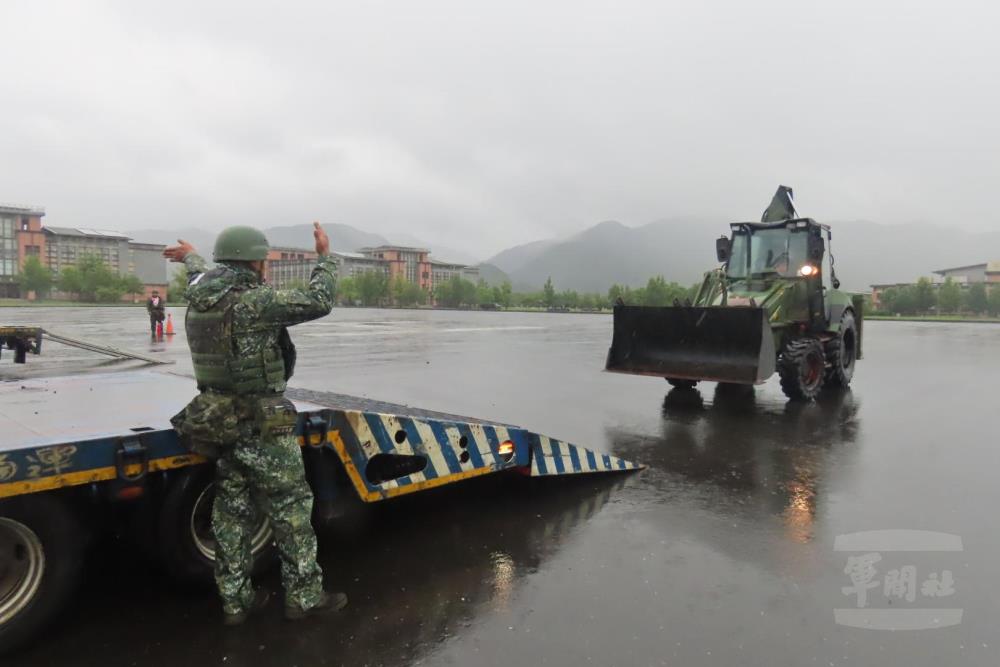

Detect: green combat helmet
[213, 226, 270, 261]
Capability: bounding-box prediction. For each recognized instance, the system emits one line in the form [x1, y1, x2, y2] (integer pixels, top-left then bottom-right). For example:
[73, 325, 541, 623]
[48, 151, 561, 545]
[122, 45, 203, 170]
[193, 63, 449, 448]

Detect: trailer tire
[666, 378, 699, 390]
[157, 466, 277, 585]
[824, 311, 857, 387]
[0, 494, 84, 654]
[778, 337, 826, 401]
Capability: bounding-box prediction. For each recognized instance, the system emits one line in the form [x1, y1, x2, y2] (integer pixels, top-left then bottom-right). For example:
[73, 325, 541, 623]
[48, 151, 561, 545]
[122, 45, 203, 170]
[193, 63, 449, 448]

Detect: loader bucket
[606, 305, 776, 384]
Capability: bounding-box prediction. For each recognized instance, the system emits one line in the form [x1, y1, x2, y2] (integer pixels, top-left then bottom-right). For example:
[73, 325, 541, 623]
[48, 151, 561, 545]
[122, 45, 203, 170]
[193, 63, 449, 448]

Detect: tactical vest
[186, 289, 287, 395]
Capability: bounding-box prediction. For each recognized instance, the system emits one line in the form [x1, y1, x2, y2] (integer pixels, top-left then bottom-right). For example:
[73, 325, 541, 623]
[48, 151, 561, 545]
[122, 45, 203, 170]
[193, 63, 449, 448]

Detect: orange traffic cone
[165, 313, 175, 336]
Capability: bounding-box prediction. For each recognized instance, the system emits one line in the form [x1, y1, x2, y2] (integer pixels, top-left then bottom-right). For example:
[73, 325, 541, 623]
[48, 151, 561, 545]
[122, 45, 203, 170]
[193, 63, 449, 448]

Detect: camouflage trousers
[212, 426, 325, 615]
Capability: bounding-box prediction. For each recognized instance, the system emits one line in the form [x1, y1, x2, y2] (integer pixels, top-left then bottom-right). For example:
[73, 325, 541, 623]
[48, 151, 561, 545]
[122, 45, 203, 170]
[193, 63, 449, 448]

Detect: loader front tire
[824, 311, 857, 387]
[778, 337, 826, 401]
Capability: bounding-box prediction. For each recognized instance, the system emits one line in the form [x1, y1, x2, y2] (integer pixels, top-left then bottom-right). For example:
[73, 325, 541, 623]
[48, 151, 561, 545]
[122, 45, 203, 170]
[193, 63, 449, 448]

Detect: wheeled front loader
[606, 186, 862, 400]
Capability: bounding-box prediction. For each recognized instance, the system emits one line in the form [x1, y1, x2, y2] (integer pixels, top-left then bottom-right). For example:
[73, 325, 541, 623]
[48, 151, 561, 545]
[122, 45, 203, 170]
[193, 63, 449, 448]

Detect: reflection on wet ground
[3, 307, 1000, 666]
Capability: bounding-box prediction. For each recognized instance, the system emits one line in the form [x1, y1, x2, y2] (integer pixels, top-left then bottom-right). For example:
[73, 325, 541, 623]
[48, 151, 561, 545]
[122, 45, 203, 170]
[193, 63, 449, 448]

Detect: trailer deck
[1, 369, 641, 501]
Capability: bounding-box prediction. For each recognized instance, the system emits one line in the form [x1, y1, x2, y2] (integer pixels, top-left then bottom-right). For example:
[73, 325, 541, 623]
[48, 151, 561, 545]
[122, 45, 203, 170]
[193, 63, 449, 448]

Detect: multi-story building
[429, 259, 480, 286]
[264, 244, 480, 304]
[330, 251, 390, 281]
[358, 246, 433, 291]
[42, 227, 167, 300]
[265, 246, 318, 289]
[0, 204, 46, 298]
[0, 203, 167, 300]
[932, 262, 1000, 285]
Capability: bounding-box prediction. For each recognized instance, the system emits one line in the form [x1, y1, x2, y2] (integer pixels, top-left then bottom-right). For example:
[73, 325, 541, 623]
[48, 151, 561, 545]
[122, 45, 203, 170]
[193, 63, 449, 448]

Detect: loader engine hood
[723, 280, 792, 323]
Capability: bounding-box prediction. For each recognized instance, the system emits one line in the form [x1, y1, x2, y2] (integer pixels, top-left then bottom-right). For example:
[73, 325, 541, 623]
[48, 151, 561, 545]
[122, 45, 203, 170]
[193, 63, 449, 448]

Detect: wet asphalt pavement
[2, 307, 999, 666]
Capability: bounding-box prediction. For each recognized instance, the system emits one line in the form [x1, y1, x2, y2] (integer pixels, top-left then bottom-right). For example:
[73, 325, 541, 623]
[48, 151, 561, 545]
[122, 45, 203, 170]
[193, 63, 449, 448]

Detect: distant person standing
[146, 289, 166, 336]
[163, 222, 346, 626]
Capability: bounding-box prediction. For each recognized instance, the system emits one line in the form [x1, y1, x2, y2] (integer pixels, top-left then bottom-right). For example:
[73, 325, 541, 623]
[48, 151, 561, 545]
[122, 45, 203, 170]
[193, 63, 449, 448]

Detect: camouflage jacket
[182, 252, 337, 395]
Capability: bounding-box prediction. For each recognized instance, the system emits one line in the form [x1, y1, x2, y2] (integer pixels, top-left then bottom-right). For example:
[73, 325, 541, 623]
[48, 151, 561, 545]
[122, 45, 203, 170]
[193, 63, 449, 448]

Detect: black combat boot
[223, 589, 271, 627]
[284, 591, 348, 621]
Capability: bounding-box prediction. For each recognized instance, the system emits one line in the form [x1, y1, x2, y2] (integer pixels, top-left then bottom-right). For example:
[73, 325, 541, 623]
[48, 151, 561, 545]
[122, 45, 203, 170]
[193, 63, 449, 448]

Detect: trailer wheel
[158, 466, 277, 585]
[0, 494, 83, 654]
[666, 378, 699, 390]
[778, 337, 826, 401]
[824, 311, 857, 387]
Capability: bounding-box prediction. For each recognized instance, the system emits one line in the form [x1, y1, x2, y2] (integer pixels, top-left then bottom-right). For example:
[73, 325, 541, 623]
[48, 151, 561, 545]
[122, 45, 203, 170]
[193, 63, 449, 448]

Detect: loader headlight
[498, 440, 516, 462]
[798, 264, 818, 277]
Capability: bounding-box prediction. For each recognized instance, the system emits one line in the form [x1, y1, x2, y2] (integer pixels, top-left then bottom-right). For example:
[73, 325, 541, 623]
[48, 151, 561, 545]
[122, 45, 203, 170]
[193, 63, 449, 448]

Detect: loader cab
[724, 219, 825, 282]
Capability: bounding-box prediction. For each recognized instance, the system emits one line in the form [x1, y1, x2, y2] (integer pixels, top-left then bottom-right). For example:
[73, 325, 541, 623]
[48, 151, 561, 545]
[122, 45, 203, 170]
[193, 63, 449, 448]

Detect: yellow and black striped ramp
[309, 404, 643, 502]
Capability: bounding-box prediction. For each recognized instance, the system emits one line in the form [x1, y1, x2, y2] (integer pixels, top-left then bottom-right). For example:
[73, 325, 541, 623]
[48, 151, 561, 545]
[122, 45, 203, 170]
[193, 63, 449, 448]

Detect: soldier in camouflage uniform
[164, 222, 347, 625]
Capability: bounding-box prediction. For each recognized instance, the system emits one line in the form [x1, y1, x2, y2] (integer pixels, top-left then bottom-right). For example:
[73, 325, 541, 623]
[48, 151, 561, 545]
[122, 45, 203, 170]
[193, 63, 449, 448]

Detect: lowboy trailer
[0, 369, 640, 653]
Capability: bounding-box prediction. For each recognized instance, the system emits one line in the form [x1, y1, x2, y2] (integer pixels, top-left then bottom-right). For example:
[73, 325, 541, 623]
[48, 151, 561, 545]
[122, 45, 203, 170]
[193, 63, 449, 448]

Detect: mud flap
[606, 305, 776, 384]
[528, 434, 642, 477]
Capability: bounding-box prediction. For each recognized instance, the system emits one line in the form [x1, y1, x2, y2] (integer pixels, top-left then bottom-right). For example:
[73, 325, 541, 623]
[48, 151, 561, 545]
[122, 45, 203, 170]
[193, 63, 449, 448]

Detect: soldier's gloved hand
[164, 239, 196, 263]
[313, 222, 329, 256]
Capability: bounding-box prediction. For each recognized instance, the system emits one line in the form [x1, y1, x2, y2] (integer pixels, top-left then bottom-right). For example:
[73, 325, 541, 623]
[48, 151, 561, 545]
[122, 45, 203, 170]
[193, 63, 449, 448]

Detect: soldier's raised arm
[254, 222, 337, 327]
[164, 239, 208, 282]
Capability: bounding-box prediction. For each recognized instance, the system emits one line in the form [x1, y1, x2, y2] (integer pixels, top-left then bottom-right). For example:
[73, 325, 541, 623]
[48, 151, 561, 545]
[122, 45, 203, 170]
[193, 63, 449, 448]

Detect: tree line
[167, 268, 697, 311]
[877, 277, 1000, 316]
[19, 255, 146, 302]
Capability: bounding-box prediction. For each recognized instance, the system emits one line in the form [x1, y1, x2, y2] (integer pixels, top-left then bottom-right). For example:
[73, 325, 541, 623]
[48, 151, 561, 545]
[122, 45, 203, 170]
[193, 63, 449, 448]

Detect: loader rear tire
[778, 337, 826, 401]
[824, 311, 857, 387]
[666, 378, 699, 390]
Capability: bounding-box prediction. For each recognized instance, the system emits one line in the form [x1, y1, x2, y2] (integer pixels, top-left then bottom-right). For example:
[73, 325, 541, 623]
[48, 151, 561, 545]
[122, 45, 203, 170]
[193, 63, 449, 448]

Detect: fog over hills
[485, 218, 1000, 293]
[130, 216, 999, 294]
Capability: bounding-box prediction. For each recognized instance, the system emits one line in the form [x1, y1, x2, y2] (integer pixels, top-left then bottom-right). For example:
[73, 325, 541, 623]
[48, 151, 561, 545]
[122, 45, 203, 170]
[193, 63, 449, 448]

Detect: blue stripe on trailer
[429, 421, 463, 474]
[400, 417, 438, 480]
[455, 423, 485, 468]
[331, 413, 377, 491]
[364, 413, 396, 454]
[483, 425, 501, 450]
[586, 449, 598, 471]
[550, 439, 566, 474]
[568, 444, 582, 472]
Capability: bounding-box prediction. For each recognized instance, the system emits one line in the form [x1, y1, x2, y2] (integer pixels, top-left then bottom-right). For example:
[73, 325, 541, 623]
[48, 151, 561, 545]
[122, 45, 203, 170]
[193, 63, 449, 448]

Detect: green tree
[492, 281, 512, 308]
[557, 289, 579, 309]
[121, 274, 145, 300]
[356, 270, 389, 306]
[914, 277, 936, 313]
[543, 277, 556, 308]
[987, 287, 1000, 316]
[437, 276, 477, 308]
[881, 286, 916, 314]
[18, 255, 53, 297]
[642, 276, 673, 306]
[398, 280, 428, 307]
[963, 283, 988, 314]
[389, 275, 406, 306]
[168, 269, 190, 303]
[476, 279, 494, 307]
[336, 276, 358, 305]
[936, 277, 962, 314]
[95, 285, 126, 303]
[68, 254, 121, 302]
[57, 266, 83, 299]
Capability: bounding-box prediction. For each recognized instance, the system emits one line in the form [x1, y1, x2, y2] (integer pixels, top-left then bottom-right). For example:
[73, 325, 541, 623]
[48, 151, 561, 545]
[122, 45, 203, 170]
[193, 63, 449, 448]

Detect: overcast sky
[2, 0, 998, 259]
